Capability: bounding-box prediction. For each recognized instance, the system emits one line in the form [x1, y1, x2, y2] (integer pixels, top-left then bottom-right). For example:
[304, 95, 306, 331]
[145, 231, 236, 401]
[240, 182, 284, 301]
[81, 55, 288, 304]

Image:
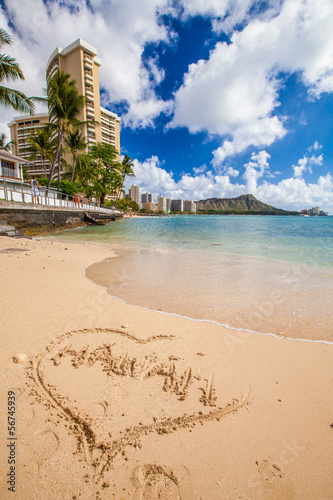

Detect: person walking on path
[30, 176, 40, 204]
[74, 192, 79, 207]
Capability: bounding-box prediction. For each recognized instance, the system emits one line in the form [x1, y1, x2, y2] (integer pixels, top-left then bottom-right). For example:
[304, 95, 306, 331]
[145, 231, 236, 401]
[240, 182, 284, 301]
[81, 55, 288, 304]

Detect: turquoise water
[51, 215, 333, 268]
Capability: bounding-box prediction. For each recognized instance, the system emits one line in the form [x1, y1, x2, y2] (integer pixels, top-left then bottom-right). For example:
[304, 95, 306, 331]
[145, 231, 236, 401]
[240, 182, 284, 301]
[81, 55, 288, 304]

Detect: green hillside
[195, 194, 299, 215]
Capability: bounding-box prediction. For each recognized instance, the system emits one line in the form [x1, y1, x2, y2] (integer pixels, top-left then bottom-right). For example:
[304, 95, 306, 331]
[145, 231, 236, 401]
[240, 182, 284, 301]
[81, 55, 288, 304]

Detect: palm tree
[0, 27, 35, 113]
[46, 69, 87, 193]
[120, 155, 135, 182]
[0, 132, 14, 151]
[64, 128, 87, 182]
[115, 154, 135, 206]
[26, 125, 56, 177]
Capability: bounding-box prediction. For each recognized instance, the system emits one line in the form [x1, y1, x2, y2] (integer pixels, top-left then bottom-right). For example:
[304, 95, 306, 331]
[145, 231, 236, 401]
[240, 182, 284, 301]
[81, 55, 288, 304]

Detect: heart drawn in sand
[30, 328, 247, 485]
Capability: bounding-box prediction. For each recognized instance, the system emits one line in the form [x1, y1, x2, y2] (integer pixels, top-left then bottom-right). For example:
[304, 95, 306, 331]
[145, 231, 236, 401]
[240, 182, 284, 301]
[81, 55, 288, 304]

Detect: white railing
[0, 178, 120, 214]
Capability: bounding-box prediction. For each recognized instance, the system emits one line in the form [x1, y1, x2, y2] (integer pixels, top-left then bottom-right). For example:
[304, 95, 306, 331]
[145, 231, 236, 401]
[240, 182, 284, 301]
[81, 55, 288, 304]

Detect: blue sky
[1, 0, 333, 212]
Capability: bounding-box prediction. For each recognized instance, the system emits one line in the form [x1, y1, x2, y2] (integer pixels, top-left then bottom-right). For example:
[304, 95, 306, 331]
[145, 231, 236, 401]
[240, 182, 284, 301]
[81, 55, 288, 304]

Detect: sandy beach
[0, 236, 332, 499]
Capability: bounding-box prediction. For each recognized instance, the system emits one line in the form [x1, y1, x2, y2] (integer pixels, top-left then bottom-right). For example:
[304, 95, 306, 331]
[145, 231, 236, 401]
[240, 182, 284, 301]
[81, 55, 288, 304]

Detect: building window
[1, 159, 18, 178]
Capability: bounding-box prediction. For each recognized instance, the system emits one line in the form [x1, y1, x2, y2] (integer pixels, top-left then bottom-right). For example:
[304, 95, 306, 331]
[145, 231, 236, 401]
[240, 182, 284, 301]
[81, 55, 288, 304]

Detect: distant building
[171, 199, 184, 212]
[184, 200, 196, 213]
[142, 193, 153, 203]
[142, 202, 156, 211]
[301, 206, 324, 216]
[157, 196, 167, 212]
[310, 207, 320, 216]
[129, 184, 140, 205]
[8, 113, 51, 177]
[166, 199, 172, 213]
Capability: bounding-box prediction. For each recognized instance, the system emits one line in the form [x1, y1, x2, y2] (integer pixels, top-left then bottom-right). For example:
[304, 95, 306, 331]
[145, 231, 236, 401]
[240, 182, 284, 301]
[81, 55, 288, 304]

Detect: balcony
[1, 167, 20, 179]
[84, 60, 93, 70]
[85, 89, 94, 99]
[85, 74, 94, 84]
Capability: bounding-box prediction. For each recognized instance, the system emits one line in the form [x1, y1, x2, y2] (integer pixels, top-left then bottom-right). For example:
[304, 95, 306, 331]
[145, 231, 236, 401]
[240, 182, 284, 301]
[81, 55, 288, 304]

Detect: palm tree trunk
[70, 154, 77, 183]
[57, 147, 61, 193]
[43, 156, 46, 178]
[46, 131, 62, 196]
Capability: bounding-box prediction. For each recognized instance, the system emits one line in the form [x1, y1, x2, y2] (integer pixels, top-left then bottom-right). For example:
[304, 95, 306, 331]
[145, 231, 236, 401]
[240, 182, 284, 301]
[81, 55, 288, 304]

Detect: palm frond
[0, 85, 35, 113]
[0, 54, 25, 82]
[0, 28, 12, 48]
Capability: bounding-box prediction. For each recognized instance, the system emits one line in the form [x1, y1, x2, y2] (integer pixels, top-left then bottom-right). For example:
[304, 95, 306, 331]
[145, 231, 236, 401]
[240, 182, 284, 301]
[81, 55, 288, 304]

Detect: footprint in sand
[244, 459, 296, 499]
[132, 464, 192, 500]
[35, 429, 60, 473]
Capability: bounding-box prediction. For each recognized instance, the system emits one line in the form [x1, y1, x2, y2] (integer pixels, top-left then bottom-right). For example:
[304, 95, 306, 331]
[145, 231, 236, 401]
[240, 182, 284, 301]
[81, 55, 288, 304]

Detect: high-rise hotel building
[129, 184, 140, 205]
[9, 39, 120, 177]
[8, 113, 50, 177]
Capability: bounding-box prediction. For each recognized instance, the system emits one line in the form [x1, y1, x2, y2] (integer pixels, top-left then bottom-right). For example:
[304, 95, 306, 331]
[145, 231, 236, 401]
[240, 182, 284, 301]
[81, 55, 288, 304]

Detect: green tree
[26, 125, 56, 177]
[117, 198, 139, 212]
[0, 28, 35, 113]
[37, 176, 76, 196]
[64, 128, 87, 182]
[46, 69, 87, 193]
[88, 142, 122, 205]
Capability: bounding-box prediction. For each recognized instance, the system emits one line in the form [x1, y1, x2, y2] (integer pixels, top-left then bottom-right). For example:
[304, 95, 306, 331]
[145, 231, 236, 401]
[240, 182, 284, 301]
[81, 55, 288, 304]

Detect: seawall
[0, 201, 122, 235]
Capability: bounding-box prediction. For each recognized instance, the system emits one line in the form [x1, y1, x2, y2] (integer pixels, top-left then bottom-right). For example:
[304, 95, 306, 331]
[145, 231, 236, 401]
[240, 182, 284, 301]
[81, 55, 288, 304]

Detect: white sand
[0, 236, 332, 499]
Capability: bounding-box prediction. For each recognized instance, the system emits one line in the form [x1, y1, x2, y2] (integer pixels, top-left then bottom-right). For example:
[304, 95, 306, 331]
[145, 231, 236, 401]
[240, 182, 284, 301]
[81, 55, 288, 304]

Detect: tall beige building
[9, 39, 121, 177]
[157, 195, 167, 212]
[129, 184, 140, 205]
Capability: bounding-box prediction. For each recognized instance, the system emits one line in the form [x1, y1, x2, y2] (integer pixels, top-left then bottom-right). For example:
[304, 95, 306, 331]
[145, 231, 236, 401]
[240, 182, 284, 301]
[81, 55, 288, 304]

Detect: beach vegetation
[37, 176, 77, 197]
[64, 128, 87, 183]
[26, 125, 56, 177]
[0, 27, 37, 113]
[45, 69, 87, 194]
[120, 154, 135, 181]
[79, 142, 122, 206]
[116, 198, 139, 212]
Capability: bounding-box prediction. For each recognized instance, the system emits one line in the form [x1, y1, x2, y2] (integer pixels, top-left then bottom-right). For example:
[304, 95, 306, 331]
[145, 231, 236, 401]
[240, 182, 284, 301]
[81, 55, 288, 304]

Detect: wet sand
[0, 236, 332, 499]
[86, 245, 333, 342]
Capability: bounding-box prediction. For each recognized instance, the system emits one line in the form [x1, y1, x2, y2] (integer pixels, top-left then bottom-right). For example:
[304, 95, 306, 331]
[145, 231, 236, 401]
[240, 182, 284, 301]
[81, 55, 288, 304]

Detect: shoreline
[0, 236, 332, 499]
[84, 259, 333, 346]
[84, 243, 333, 343]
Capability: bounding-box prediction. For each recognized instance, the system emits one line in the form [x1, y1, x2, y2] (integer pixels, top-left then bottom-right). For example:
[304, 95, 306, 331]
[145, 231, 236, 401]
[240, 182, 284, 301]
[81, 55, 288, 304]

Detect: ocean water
[50, 215, 333, 341]
[52, 215, 333, 267]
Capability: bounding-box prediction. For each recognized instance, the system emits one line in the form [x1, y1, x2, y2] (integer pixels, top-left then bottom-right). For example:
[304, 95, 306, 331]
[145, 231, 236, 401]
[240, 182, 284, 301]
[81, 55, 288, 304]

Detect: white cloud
[0, 0, 174, 132]
[193, 164, 207, 174]
[170, 0, 333, 164]
[256, 174, 333, 212]
[243, 150, 271, 193]
[126, 151, 333, 212]
[125, 156, 179, 199]
[293, 153, 323, 178]
[308, 141, 322, 152]
[179, 0, 281, 33]
[226, 167, 239, 177]
[293, 158, 308, 178]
